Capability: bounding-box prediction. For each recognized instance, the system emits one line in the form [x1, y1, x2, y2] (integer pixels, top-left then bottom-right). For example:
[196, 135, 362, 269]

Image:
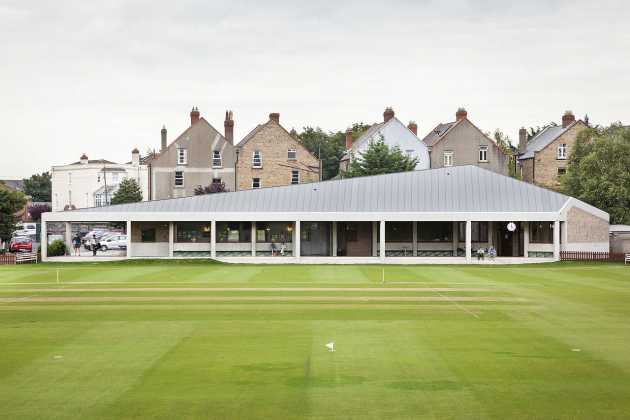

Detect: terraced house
[421, 108, 509, 175]
[149, 108, 237, 199]
[517, 111, 588, 189]
[235, 113, 319, 190]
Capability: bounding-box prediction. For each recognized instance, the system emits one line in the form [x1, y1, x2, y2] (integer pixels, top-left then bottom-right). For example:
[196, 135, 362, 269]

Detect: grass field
[1, 261, 630, 419]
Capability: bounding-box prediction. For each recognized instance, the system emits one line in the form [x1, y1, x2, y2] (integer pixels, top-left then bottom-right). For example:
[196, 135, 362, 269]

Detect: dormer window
[252, 150, 262, 168]
[177, 148, 188, 165]
[557, 143, 567, 160]
[212, 150, 222, 168]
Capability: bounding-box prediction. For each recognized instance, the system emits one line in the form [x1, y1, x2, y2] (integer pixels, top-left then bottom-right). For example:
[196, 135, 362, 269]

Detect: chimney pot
[80, 154, 88, 164]
[383, 107, 395, 122]
[190, 106, 200, 125]
[224, 110, 234, 143]
[562, 110, 575, 128]
[131, 148, 140, 166]
[161, 125, 167, 152]
[408, 121, 418, 136]
[345, 128, 353, 149]
[269, 112, 280, 123]
[456, 107, 468, 121]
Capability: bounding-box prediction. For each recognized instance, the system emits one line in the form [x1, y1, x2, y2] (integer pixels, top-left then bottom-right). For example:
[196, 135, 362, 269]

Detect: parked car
[10, 236, 33, 253]
[82, 230, 112, 250]
[99, 234, 127, 251]
[15, 222, 37, 237]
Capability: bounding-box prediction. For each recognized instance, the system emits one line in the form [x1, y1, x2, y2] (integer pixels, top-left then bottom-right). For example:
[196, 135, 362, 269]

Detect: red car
[10, 237, 33, 252]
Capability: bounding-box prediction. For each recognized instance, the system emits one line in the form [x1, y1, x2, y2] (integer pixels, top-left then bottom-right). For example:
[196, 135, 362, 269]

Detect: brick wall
[532, 122, 586, 189]
[236, 121, 319, 190]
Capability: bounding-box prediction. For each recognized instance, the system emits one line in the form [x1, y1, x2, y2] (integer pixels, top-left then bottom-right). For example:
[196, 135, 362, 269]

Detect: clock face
[507, 222, 517, 232]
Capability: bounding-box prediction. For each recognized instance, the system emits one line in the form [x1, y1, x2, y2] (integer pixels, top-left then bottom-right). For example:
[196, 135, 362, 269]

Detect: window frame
[252, 177, 261, 189]
[212, 150, 222, 168]
[140, 228, 156, 243]
[557, 143, 567, 160]
[287, 149, 297, 160]
[252, 150, 262, 168]
[443, 151, 454, 167]
[557, 167, 567, 176]
[177, 148, 188, 165]
[174, 171, 184, 187]
[291, 170, 299, 185]
[479, 145, 488, 162]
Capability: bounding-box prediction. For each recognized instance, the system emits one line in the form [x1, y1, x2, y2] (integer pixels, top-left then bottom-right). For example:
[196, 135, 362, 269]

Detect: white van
[15, 222, 37, 237]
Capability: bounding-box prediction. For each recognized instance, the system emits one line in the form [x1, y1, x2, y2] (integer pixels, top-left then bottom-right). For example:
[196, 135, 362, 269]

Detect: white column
[412, 222, 418, 256]
[294, 221, 301, 258]
[372, 222, 378, 257]
[523, 221, 529, 258]
[211, 220, 216, 258]
[41, 220, 47, 261]
[452, 221, 459, 256]
[553, 220, 560, 261]
[126, 220, 132, 258]
[64, 222, 72, 256]
[332, 221, 337, 257]
[561, 221, 568, 251]
[251, 222, 256, 256]
[168, 222, 174, 258]
[465, 220, 472, 263]
[379, 220, 386, 260]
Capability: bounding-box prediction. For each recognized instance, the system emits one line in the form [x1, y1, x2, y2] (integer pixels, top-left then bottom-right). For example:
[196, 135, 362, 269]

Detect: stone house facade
[517, 111, 587, 189]
[150, 108, 237, 199]
[235, 113, 319, 190]
[421, 108, 509, 175]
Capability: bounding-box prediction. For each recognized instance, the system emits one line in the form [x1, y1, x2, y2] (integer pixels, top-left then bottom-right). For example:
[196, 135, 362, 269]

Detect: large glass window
[216, 222, 251, 243]
[255, 222, 293, 243]
[418, 222, 452, 242]
[530, 222, 553, 243]
[176, 222, 211, 243]
[458, 222, 489, 242]
[141, 229, 156, 242]
[386, 222, 413, 242]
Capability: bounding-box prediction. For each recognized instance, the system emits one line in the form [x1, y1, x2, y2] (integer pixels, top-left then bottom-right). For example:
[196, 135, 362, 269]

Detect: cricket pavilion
[41, 166, 610, 264]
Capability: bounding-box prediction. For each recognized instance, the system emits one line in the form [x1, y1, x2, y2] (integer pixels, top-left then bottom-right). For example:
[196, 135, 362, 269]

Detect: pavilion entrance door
[496, 222, 524, 257]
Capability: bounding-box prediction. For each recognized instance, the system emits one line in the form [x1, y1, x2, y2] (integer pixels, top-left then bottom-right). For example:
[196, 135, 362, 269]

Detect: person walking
[90, 234, 98, 257]
[73, 234, 82, 256]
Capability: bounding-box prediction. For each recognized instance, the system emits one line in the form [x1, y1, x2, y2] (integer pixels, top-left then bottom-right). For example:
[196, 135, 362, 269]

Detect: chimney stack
[131, 148, 140, 166]
[562, 110, 575, 128]
[269, 112, 280, 124]
[80, 154, 88, 165]
[289, 128, 298, 139]
[160, 125, 167, 152]
[456, 107, 468, 121]
[518, 127, 527, 153]
[383, 107, 395, 122]
[224, 110, 234, 143]
[408, 121, 418, 136]
[345, 128, 353, 149]
[190, 106, 200, 125]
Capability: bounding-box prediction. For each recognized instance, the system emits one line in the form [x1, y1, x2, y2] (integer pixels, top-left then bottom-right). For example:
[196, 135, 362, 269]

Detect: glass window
[557, 143, 567, 160]
[479, 145, 488, 162]
[252, 177, 261, 189]
[176, 222, 211, 243]
[291, 170, 299, 185]
[255, 222, 293, 243]
[141, 229, 156, 242]
[443, 151, 453, 167]
[458, 222, 489, 242]
[174, 171, 184, 186]
[212, 178, 222, 184]
[418, 222, 452, 242]
[216, 222, 251, 243]
[177, 148, 187, 165]
[557, 167, 566, 176]
[287, 149, 297, 160]
[386, 222, 413, 242]
[252, 150, 262, 168]
[212, 150, 222, 167]
[530, 222, 554, 243]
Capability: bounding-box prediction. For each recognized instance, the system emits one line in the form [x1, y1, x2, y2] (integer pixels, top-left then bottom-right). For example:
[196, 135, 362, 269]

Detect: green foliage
[344, 136, 418, 178]
[298, 123, 371, 180]
[47, 239, 67, 257]
[562, 124, 630, 224]
[22, 172, 51, 202]
[110, 178, 143, 205]
[0, 189, 26, 244]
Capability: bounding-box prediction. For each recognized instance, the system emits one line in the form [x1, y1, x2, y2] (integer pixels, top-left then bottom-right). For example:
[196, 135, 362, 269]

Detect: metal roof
[70, 166, 571, 214]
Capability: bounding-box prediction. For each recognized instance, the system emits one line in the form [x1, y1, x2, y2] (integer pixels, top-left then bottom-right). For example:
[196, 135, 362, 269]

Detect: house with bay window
[517, 111, 587, 189]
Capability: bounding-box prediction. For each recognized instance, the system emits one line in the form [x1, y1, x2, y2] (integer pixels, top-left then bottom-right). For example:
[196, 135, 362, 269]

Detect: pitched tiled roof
[518, 122, 580, 160]
[421, 122, 457, 147]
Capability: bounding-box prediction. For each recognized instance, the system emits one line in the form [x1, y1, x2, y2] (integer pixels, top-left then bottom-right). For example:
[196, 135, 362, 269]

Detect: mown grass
[0, 261, 629, 419]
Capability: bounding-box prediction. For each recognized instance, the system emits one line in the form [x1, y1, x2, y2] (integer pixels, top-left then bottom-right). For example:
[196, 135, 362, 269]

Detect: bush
[47, 240, 67, 257]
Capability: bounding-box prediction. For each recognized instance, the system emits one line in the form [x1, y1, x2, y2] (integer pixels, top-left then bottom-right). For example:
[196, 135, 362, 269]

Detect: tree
[194, 182, 228, 195]
[344, 136, 418, 178]
[298, 123, 371, 180]
[488, 129, 519, 178]
[562, 124, 630, 225]
[0, 189, 27, 245]
[23, 172, 51, 202]
[110, 178, 143, 205]
[27, 203, 51, 221]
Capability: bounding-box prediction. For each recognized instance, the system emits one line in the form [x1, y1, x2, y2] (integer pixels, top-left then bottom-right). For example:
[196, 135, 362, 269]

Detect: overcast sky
[1, 0, 629, 178]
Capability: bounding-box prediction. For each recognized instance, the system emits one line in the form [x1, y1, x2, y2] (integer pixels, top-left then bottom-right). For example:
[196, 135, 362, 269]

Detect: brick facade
[236, 118, 319, 190]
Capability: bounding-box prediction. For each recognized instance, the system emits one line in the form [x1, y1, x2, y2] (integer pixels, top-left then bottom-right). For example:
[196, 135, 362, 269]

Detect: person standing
[91, 234, 98, 257]
[73, 234, 82, 256]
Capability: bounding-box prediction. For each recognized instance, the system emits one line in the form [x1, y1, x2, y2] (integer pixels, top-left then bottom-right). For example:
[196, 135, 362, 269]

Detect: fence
[560, 251, 625, 262]
[0, 254, 16, 265]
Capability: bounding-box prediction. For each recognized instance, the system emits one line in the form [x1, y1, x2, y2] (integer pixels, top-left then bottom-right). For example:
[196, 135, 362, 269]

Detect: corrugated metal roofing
[71, 166, 570, 214]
